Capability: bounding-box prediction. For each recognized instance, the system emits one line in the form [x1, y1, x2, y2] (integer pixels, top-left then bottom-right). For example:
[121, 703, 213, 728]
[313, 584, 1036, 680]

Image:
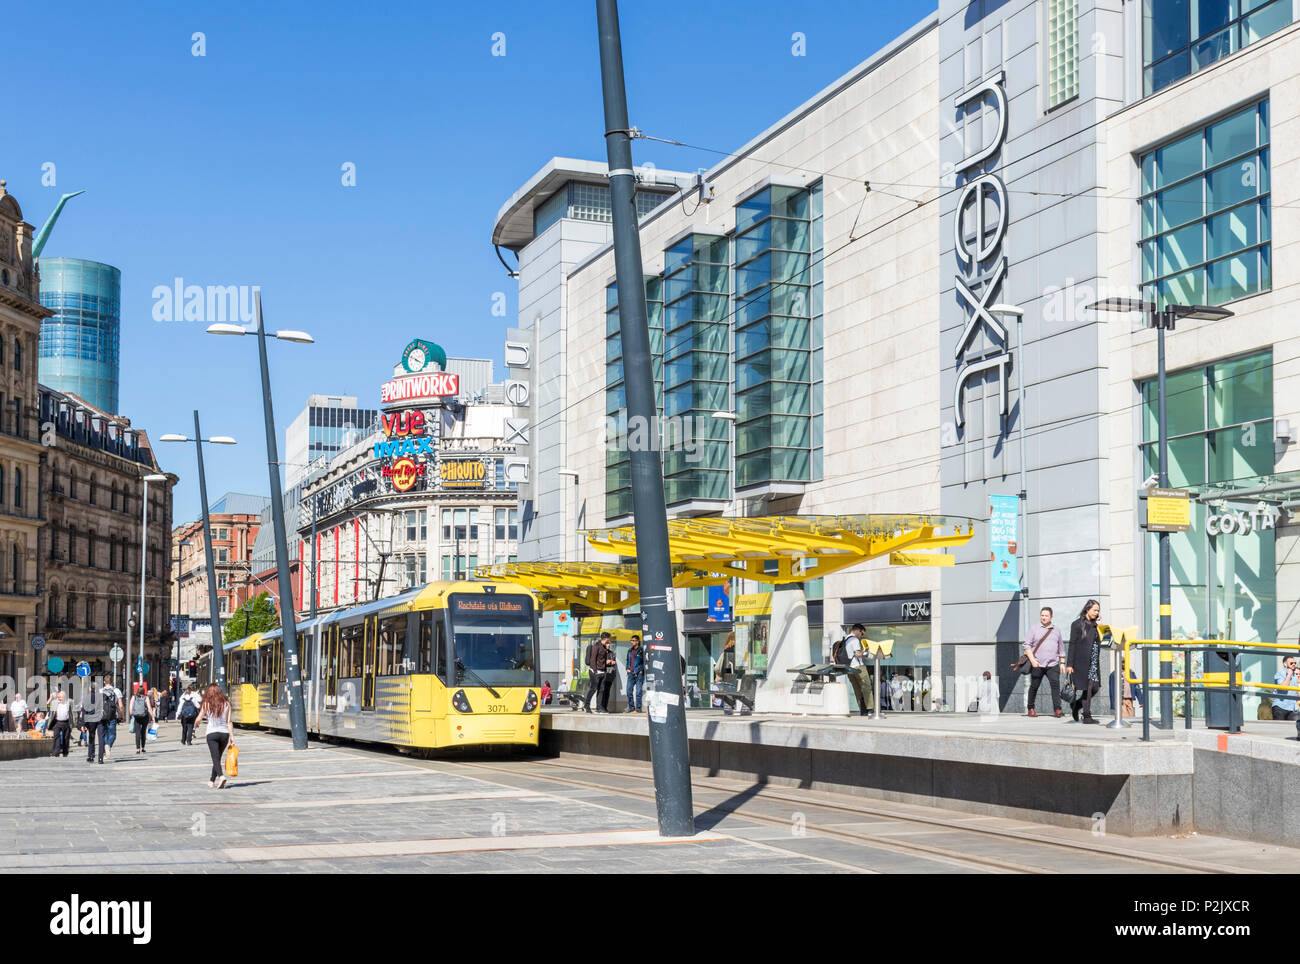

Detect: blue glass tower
[37, 258, 121, 413]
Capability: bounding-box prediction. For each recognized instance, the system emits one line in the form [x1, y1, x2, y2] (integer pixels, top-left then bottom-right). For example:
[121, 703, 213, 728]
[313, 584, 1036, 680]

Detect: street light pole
[1089, 297, 1233, 729]
[558, 470, 579, 561]
[207, 293, 314, 750]
[161, 423, 237, 691]
[137, 473, 167, 693]
[598, 0, 694, 837]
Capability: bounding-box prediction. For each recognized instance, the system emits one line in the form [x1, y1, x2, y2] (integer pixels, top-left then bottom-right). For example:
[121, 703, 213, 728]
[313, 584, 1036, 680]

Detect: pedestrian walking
[128, 684, 155, 753]
[10, 693, 27, 733]
[584, 632, 612, 713]
[177, 684, 201, 745]
[102, 681, 122, 757]
[977, 670, 1000, 715]
[82, 685, 115, 764]
[195, 684, 235, 789]
[47, 690, 73, 757]
[0, 693, 8, 733]
[598, 638, 618, 712]
[624, 635, 645, 712]
[1066, 599, 1104, 724]
[836, 624, 875, 717]
[1023, 607, 1065, 718]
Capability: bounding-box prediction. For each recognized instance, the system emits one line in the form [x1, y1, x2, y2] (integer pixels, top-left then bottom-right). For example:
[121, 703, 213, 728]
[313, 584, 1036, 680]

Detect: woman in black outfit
[1066, 599, 1103, 723]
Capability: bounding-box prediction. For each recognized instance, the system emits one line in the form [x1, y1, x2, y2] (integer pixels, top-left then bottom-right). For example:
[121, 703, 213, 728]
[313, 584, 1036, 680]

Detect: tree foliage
[223, 591, 280, 644]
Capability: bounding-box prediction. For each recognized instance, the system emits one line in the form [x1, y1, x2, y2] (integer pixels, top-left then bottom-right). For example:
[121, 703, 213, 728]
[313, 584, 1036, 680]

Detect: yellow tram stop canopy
[474, 514, 976, 612]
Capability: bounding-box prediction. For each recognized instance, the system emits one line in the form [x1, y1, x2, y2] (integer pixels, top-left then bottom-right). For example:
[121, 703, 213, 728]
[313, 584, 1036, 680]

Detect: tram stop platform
[539, 707, 1300, 846]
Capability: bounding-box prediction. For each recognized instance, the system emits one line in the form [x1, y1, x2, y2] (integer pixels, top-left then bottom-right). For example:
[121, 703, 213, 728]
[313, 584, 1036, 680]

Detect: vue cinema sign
[952, 70, 1014, 434]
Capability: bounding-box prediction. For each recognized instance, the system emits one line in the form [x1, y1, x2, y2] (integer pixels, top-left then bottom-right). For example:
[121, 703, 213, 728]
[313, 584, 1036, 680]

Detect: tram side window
[382, 615, 411, 675]
[340, 623, 363, 677]
[260, 646, 274, 685]
[436, 619, 447, 683]
[418, 613, 432, 673]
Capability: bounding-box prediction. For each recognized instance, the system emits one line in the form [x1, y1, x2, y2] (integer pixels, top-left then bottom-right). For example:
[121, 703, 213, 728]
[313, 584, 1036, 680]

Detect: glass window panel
[736, 451, 771, 488]
[1145, 0, 1190, 61]
[1206, 106, 1258, 165]
[694, 235, 729, 264]
[771, 250, 811, 284]
[771, 217, 810, 252]
[1206, 252, 1261, 304]
[1206, 203, 1257, 259]
[695, 292, 728, 322]
[771, 349, 810, 383]
[771, 186, 809, 220]
[1147, 52, 1190, 95]
[770, 447, 811, 481]
[1158, 267, 1204, 308]
[771, 284, 809, 318]
[1260, 197, 1271, 242]
[736, 292, 770, 328]
[696, 264, 729, 294]
[735, 255, 771, 298]
[1194, 0, 1235, 38]
[770, 415, 811, 448]
[664, 240, 693, 276]
[1142, 240, 1158, 284]
[771, 382, 811, 415]
[1208, 422, 1274, 481]
[1166, 433, 1207, 487]
[1210, 352, 1271, 428]
[1190, 27, 1233, 69]
[734, 190, 770, 234]
[1156, 131, 1202, 188]
[1242, 0, 1291, 42]
[1159, 222, 1204, 275]
[736, 324, 769, 360]
[736, 355, 770, 392]
[736, 385, 770, 422]
[1157, 179, 1203, 231]
[1207, 161, 1257, 210]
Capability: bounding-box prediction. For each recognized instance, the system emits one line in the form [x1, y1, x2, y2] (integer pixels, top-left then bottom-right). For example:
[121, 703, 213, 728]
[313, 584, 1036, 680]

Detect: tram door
[362, 615, 377, 709]
[325, 625, 338, 703]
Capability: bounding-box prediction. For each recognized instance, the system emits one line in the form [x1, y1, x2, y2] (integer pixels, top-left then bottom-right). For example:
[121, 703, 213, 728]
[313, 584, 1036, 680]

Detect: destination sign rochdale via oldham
[381, 372, 460, 404]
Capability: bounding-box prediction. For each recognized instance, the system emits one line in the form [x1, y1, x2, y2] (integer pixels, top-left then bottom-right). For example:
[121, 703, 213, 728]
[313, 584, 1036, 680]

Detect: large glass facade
[1143, 0, 1290, 95]
[37, 258, 121, 414]
[734, 186, 813, 487]
[1140, 351, 1275, 709]
[605, 277, 664, 519]
[663, 234, 730, 504]
[1140, 101, 1270, 309]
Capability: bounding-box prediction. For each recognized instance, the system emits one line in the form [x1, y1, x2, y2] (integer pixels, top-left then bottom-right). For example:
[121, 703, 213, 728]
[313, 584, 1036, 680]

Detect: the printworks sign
[952, 70, 1012, 434]
[989, 494, 1018, 592]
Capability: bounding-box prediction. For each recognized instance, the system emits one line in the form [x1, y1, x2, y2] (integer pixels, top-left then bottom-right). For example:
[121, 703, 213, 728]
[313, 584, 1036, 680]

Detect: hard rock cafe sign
[383, 457, 424, 492]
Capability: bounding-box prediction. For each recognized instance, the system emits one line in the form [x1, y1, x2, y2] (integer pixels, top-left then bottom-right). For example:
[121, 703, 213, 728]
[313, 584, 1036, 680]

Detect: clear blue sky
[4, 0, 936, 522]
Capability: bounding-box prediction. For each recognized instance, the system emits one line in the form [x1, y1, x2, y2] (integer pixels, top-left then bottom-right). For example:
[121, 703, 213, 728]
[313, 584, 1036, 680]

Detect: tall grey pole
[1017, 315, 1028, 655]
[1157, 308, 1173, 729]
[254, 292, 308, 749]
[597, 0, 694, 837]
[136, 482, 148, 694]
[310, 491, 318, 620]
[194, 411, 226, 689]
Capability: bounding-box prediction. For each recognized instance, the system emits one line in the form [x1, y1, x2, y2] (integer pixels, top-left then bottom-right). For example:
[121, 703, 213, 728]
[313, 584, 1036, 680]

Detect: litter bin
[1205, 650, 1243, 731]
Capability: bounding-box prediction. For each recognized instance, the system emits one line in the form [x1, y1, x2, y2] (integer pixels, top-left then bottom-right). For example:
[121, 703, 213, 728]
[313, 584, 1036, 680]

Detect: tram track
[444, 756, 1242, 875]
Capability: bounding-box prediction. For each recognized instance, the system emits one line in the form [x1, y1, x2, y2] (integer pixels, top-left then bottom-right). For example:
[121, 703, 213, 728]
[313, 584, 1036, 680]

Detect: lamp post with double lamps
[160, 417, 236, 690]
[207, 292, 314, 750]
[131, 473, 169, 695]
[1089, 297, 1233, 728]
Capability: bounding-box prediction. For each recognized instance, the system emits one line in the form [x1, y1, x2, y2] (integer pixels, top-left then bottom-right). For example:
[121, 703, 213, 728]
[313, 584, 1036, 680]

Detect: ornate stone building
[38, 385, 176, 687]
[0, 181, 53, 680]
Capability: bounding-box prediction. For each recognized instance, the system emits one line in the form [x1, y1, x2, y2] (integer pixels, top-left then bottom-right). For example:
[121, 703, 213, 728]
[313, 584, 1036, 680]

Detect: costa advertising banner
[989, 494, 1019, 593]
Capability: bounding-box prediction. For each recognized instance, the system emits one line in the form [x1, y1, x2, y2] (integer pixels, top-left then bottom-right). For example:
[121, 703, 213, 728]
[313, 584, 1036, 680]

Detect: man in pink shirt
[1025, 606, 1065, 718]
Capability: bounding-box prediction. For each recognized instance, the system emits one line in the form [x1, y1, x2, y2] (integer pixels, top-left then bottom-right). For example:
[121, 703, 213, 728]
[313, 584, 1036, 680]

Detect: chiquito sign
[952, 70, 1014, 432]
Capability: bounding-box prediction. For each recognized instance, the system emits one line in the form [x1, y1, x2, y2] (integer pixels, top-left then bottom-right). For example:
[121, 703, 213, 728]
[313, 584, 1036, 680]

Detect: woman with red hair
[195, 684, 235, 789]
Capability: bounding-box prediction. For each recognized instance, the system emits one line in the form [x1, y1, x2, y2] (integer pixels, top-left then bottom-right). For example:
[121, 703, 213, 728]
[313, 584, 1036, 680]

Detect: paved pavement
[0, 722, 823, 873]
[6, 720, 1298, 873]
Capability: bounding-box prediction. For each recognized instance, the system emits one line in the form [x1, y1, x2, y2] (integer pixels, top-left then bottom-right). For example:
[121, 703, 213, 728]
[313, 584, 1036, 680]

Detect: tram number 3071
[486, 703, 509, 713]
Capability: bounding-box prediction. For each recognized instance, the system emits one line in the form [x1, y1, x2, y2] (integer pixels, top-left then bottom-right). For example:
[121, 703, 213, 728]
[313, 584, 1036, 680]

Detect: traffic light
[187, 658, 197, 676]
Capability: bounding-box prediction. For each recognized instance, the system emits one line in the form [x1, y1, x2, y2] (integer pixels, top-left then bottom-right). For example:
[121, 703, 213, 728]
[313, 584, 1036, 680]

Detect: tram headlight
[452, 690, 473, 713]
[522, 689, 538, 713]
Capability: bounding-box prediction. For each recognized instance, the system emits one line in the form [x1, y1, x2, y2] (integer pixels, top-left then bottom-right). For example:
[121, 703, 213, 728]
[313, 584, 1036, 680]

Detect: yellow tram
[222, 633, 263, 727]
[251, 579, 540, 751]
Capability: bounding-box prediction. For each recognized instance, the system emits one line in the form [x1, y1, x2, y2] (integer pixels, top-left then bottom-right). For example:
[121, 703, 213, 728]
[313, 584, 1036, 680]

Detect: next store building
[493, 0, 1300, 714]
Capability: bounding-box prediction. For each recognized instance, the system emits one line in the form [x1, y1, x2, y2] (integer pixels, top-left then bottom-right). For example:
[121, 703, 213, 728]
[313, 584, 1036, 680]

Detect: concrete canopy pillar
[754, 582, 849, 715]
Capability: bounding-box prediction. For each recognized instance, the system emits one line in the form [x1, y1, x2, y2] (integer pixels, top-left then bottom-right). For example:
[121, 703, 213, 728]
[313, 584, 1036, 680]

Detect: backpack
[832, 637, 851, 667]
[584, 643, 594, 670]
[180, 696, 198, 719]
[130, 694, 148, 717]
[101, 690, 118, 722]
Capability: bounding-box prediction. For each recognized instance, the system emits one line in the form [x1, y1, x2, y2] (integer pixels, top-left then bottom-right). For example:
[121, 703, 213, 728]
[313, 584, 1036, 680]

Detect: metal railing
[1123, 637, 1299, 740]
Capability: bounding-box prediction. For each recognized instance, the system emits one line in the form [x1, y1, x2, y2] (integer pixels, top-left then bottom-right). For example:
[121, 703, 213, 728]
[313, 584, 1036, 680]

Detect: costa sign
[381, 372, 459, 404]
[952, 70, 1012, 432]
